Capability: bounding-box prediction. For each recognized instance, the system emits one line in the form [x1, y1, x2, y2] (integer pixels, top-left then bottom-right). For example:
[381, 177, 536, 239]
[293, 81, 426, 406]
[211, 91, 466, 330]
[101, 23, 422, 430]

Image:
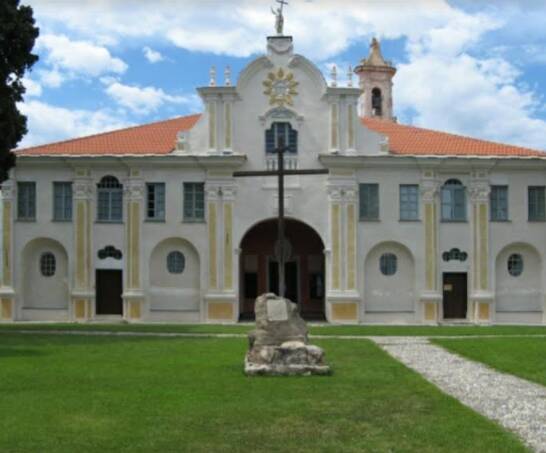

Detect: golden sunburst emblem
[263, 68, 299, 107]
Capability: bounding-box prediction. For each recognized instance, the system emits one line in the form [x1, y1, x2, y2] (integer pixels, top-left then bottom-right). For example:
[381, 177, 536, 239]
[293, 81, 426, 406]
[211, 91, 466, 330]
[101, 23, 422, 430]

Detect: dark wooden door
[268, 260, 299, 304]
[96, 270, 123, 315]
[443, 273, 467, 319]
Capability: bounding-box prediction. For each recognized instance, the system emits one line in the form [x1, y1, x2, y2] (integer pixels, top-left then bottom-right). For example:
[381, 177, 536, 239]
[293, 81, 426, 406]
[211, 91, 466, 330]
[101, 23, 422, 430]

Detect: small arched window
[507, 254, 523, 277]
[265, 122, 298, 154]
[371, 88, 382, 116]
[97, 176, 123, 222]
[167, 251, 185, 274]
[40, 252, 56, 277]
[441, 179, 466, 221]
[380, 253, 397, 276]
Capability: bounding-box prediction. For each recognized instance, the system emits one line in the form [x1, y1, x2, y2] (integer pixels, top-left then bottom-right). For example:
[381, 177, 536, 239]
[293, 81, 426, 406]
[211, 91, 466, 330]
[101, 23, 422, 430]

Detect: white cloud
[104, 81, 197, 115]
[37, 34, 127, 82]
[143, 46, 164, 63]
[37, 68, 65, 88]
[22, 77, 42, 97]
[17, 100, 132, 148]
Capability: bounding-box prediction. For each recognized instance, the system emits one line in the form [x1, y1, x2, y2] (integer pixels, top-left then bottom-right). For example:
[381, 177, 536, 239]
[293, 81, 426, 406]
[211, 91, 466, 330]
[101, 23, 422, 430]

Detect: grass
[0, 322, 545, 337]
[433, 337, 546, 387]
[0, 334, 529, 452]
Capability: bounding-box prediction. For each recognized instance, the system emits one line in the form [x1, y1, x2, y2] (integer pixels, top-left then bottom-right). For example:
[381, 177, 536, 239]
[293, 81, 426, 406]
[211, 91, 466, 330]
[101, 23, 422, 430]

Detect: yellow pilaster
[72, 173, 93, 321]
[424, 202, 437, 291]
[331, 203, 341, 290]
[330, 104, 339, 150]
[346, 203, 356, 290]
[208, 202, 218, 289]
[2, 200, 12, 287]
[223, 202, 233, 290]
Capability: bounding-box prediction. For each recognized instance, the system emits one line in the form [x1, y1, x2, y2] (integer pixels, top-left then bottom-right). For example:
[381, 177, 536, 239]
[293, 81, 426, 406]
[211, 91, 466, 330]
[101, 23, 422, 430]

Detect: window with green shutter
[490, 185, 508, 221]
[359, 183, 379, 221]
[528, 186, 545, 221]
[183, 182, 205, 222]
[146, 183, 166, 221]
[399, 184, 419, 221]
[53, 182, 73, 221]
[17, 182, 36, 221]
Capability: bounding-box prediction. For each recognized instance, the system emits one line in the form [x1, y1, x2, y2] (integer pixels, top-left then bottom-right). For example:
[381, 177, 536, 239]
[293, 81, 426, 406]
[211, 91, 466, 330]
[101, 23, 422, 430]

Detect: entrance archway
[239, 218, 325, 320]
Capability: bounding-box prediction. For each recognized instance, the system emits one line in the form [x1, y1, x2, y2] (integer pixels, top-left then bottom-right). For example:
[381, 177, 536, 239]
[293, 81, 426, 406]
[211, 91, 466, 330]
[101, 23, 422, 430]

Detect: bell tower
[354, 38, 396, 121]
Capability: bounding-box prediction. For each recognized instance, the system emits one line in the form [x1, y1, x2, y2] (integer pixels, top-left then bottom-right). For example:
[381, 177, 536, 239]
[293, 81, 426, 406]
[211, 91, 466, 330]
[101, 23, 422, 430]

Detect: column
[72, 170, 93, 321]
[123, 170, 145, 322]
[0, 180, 15, 321]
[326, 179, 360, 323]
[420, 173, 441, 323]
[469, 176, 492, 323]
[204, 181, 238, 323]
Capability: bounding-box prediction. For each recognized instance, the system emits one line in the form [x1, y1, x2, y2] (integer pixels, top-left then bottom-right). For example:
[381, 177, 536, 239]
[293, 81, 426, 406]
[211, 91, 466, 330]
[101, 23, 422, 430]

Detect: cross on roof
[234, 138, 329, 301]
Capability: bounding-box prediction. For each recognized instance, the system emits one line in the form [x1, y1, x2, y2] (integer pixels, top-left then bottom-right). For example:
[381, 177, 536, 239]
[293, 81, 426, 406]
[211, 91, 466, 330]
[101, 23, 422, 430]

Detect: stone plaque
[266, 298, 288, 321]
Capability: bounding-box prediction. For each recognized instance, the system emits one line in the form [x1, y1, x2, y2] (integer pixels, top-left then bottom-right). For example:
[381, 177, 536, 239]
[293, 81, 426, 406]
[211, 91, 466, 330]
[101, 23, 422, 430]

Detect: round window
[380, 253, 397, 276]
[167, 251, 185, 274]
[507, 254, 523, 277]
[40, 252, 56, 277]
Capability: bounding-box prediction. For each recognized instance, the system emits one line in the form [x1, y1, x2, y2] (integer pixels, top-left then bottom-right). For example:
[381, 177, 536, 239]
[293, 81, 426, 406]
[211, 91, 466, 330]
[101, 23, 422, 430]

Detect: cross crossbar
[233, 138, 329, 302]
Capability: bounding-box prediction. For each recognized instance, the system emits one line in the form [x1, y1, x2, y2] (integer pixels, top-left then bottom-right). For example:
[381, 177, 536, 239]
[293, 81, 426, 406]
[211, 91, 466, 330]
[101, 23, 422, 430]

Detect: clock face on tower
[263, 67, 299, 107]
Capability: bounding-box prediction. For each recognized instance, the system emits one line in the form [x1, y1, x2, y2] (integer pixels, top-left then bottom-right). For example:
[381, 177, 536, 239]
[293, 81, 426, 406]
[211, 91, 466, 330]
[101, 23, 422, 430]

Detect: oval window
[167, 251, 185, 274]
[507, 254, 523, 277]
[40, 252, 56, 277]
[380, 253, 397, 276]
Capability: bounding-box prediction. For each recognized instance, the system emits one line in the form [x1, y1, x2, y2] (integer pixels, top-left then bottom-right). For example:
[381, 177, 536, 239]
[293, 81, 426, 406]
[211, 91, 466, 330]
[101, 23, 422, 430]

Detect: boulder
[244, 293, 331, 376]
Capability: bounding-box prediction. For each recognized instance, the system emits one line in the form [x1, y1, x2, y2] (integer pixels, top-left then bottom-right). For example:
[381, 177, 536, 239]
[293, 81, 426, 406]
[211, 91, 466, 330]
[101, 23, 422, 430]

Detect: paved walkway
[371, 336, 546, 453]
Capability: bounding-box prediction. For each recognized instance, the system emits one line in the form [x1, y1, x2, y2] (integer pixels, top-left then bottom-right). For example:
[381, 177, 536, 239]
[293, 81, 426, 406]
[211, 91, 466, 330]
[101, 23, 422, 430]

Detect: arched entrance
[239, 218, 325, 320]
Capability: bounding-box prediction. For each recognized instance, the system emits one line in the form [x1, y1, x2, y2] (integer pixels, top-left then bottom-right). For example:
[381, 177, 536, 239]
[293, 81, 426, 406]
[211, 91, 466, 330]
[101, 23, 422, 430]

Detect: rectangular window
[97, 188, 123, 222]
[528, 186, 546, 221]
[441, 185, 466, 221]
[183, 182, 205, 222]
[265, 122, 298, 154]
[146, 183, 166, 221]
[17, 182, 36, 220]
[490, 185, 508, 221]
[399, 184, 419, 220]
[53, 182, 73, 221]
[359, 183, 379, 221]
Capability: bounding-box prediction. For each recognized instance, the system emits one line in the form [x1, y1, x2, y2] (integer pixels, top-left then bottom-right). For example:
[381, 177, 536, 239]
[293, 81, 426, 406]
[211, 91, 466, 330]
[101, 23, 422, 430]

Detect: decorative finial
[225, 65, 231, 86]
[330, 65, 337, 88]
[347, 65, 353, 87]
[271, 0, 288, 36]
[209, 65, 216, 87]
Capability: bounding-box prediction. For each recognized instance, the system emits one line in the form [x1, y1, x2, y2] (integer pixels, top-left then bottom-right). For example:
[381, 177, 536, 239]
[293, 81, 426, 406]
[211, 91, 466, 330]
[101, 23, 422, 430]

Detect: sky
[17, 0, 546, 151]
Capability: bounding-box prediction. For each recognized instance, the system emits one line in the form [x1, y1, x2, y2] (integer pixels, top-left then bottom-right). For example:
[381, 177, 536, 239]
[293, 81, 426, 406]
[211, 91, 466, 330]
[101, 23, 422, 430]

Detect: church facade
[1, 33, 546, 325]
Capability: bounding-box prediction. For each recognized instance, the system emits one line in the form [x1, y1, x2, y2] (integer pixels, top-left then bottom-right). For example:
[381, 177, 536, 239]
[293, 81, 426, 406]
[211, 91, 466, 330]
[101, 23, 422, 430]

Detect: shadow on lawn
[0, 348, 46, 358]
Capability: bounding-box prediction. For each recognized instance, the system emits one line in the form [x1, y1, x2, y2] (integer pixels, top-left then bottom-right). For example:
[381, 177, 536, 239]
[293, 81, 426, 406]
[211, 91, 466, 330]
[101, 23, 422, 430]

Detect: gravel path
[371, 336, 546, 453]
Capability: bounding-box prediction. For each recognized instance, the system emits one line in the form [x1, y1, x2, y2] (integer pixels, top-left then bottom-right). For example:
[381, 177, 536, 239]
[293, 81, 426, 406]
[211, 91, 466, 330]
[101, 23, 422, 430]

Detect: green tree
[0, 0, 39, 184]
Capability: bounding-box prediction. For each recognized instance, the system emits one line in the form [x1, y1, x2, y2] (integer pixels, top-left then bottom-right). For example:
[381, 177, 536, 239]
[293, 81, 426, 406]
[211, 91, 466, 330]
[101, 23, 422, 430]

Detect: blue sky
[19, 0, 546, 151]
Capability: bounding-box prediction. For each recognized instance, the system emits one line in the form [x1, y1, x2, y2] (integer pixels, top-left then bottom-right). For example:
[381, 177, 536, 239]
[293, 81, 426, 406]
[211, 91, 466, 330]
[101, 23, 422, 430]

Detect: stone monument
[244, 293, 331, 376]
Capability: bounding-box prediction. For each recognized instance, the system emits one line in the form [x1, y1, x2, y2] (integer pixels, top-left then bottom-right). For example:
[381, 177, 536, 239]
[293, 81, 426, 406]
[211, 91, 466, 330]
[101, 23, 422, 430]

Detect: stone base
[244, 341, 331, 376]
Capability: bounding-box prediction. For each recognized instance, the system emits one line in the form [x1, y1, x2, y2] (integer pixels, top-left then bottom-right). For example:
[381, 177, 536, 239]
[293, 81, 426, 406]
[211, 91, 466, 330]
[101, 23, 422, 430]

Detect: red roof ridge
[17, 113, 202, 153]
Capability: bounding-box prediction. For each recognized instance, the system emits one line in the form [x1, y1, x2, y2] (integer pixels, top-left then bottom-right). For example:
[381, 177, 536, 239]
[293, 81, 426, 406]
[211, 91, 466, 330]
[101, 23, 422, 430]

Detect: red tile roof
[363, 117, 544, 157]
[16, 112, 545, 158]
[17, 114, 201, 156]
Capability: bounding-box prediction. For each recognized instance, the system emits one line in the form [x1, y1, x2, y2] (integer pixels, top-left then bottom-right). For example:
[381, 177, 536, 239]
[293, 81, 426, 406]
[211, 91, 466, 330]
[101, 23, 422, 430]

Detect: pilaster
[326, 174, 360, 324]
[0, 180, 15, 321]
[469, 174, 493, 324]
[71, 169, 93, 321]
[123, 170, 145, 322]
[420, 172, 441, 323]
[204, 177, 238, 323]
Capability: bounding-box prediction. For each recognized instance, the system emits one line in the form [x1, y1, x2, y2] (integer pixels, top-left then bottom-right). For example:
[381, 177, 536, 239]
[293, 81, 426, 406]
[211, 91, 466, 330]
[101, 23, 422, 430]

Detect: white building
[1, 32, 546, 325]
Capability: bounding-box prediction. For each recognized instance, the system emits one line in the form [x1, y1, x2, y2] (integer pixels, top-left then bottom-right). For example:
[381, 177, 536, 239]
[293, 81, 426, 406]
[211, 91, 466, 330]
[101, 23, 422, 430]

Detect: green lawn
[0, 322, 545, 337]
[433, 337, 546, 387]
[0, 334, 528, 452]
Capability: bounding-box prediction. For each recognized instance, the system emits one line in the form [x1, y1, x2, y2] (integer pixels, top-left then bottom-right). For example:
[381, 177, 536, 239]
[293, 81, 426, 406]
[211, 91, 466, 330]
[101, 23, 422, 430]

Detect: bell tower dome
[354, 38, 396, 121]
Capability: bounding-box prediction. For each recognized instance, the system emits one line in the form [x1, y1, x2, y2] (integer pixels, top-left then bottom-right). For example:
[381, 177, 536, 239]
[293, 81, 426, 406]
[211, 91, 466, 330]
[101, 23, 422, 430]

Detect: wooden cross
[234, 138, 329, 301]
